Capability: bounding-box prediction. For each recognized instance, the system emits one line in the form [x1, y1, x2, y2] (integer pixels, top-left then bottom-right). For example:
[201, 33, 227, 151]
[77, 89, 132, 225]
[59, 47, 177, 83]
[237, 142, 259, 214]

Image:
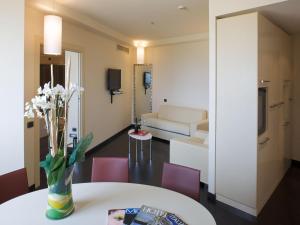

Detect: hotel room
[0, 0, 300, 224]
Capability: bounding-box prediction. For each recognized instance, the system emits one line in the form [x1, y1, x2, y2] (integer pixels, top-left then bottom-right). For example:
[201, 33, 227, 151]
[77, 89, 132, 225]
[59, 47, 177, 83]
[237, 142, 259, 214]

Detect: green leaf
[46, 154, 66, 186]
[40, 152, 52, 174]
[56, 160, 66, 183]
[51, 156, 64, 172]
[68, 133, 93, 166]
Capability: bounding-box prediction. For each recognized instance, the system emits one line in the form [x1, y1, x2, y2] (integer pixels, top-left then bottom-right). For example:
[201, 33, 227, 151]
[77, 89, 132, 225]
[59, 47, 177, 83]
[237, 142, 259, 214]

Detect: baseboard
[207, 192, 216, 202]
[292, 160, 300, 168]
[86, 125, 133, 157]
[28, 185, 35, 192]
[216, 194, 257, 217]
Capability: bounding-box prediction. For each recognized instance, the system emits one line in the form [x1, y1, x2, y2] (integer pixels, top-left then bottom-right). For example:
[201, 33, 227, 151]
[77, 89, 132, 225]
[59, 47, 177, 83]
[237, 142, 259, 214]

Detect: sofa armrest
[189, 119, 209, 136]
[141, 112, 158, 122]
[197, 119, 209, 131]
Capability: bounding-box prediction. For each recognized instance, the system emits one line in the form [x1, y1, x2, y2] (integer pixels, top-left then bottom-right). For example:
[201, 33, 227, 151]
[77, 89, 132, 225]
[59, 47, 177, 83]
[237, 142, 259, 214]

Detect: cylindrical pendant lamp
[44, 15, 62, 55]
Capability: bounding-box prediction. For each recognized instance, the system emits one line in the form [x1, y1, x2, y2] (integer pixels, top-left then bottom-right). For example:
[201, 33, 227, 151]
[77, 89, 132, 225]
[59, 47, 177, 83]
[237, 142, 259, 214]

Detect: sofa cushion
[158, 105, 207, 124]
[143, 118, 190, 136]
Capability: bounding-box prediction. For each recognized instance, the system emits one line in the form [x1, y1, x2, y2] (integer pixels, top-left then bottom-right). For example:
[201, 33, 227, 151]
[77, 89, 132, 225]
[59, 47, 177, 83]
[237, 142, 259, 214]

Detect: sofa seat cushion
[143, 118, 190, 136]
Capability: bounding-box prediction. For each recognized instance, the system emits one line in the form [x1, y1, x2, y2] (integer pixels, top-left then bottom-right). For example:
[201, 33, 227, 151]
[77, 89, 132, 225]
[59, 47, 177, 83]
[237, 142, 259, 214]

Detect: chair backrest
[0, 168, 28, 204]
[162, 162, 200, 201]
[91, 157, 129, 183]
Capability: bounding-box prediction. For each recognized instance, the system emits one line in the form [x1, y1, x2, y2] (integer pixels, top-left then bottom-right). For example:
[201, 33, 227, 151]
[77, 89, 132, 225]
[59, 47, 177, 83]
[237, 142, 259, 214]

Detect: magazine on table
[130, 205, 187, 225]
[107, 208, 139, 225]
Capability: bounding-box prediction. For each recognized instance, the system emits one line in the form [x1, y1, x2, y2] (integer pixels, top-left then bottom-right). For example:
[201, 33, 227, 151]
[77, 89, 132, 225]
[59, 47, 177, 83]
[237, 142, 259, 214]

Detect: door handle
[282, 122, 290, 127]
[270, 102, 284, 109]
[259, 137, 270, 145]
[260, 80, 271, 84]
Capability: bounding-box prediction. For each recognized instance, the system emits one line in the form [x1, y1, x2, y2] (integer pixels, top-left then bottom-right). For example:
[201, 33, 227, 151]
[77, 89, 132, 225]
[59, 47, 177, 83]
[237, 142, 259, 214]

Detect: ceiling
[52, 0, 208, 40]
[259, 0, 300, 35]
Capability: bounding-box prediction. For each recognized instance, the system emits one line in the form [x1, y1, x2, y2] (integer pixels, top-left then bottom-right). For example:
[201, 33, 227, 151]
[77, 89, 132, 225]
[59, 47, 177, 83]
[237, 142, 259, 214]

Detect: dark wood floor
[40, 130, 300, 225]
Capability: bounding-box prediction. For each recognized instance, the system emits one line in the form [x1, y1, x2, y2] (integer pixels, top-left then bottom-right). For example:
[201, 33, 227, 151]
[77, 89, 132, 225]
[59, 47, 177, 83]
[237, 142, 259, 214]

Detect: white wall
[212, 0, 288, 16]
[209, 0, 287, 194]
[25, 6, 133, 186]
[0, 1, 25, 175]
[146, 40, 209, 112]
[292, 34, 300, 161]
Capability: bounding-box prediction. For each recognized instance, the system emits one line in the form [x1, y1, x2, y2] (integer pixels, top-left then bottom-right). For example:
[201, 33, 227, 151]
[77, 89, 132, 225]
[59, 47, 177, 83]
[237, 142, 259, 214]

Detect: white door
[65, 51, 81, 147]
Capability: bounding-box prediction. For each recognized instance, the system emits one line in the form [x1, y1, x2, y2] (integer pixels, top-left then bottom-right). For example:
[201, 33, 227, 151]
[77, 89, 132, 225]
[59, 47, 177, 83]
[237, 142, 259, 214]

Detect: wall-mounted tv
[144, 72, 152, 89]
[107, 69, 121, 91]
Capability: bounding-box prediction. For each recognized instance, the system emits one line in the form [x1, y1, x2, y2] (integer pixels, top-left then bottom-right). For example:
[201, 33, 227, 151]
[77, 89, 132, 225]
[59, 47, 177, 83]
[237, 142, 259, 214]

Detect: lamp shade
[134, 40, 148, 64]
[137, 47, 145, 64]
[44, 15, 62, 55]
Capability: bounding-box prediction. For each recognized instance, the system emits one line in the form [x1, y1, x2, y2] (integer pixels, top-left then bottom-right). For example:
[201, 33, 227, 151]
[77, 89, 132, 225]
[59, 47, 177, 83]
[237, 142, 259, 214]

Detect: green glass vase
[46, 166, 75, 220]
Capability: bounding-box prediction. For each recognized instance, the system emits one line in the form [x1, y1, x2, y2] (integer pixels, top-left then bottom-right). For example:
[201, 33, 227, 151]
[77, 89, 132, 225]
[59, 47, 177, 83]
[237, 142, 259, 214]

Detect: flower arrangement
[25, 61, 93, 186]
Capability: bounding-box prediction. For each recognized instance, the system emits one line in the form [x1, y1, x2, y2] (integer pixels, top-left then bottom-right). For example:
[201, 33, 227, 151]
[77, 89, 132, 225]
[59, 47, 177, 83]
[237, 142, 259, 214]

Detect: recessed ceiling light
[178, 5, 187, 10]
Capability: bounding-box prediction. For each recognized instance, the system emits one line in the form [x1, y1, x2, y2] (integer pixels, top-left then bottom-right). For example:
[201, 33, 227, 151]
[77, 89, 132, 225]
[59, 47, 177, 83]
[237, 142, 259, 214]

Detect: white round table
[0, 183, 216, 225]
[128, 129, 153, 162]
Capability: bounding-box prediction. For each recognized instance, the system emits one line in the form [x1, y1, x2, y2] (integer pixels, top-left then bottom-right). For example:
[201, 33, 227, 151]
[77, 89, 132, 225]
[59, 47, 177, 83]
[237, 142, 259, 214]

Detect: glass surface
[258, 87, 267, 136]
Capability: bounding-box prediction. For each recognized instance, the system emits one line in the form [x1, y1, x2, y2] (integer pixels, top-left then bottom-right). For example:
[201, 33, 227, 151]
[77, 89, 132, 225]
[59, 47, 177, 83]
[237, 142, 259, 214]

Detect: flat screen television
[107, 69, 121, 91]
[144, 72, 152, 89]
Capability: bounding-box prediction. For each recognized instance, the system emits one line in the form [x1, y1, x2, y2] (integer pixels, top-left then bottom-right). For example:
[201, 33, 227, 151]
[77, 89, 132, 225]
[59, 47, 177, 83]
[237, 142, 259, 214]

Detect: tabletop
[128, 129, 152, 141]
[0, 182, 216, 225]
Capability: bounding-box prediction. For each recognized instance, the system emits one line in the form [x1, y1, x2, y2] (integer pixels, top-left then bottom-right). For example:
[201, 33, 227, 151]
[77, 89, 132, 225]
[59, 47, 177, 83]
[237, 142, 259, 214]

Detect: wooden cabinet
[216, 12, 292, 216]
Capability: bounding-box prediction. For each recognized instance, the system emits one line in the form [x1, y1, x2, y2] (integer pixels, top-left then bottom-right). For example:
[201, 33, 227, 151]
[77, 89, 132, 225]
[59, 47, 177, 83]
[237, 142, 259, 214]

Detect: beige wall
[25, 6, 133, 186]
[292, 34, 300, 161]
[146, 40, 209, 112]
[0, 0, 25, 176]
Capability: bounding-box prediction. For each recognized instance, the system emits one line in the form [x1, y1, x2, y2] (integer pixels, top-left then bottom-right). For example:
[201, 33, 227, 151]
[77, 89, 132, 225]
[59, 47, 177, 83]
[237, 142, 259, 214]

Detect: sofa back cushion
[158, 105, 207, 123]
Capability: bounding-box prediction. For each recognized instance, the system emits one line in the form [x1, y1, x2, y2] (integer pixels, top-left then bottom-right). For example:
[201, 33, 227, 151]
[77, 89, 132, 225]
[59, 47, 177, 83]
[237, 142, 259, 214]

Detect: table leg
[135, 139, 138, 163]
[150, 139, 152, 162]
[141, 140, 144, 161]
[141, 140, 143, 153]
[128, 136, 131, 159]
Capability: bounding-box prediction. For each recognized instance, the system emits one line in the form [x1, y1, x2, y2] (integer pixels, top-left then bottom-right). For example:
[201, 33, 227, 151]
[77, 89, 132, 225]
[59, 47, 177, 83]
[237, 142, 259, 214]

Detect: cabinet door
[282, 82, 293, 161]
[259, 15, 281, 105]
[257, 133, 272, 212]
[279, 32, 292, 101]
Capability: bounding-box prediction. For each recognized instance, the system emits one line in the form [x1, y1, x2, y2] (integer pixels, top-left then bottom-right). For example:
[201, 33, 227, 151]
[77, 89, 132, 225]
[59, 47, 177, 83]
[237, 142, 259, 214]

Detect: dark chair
[91, 157, 129, 183]
[161, 162, 200, 201]
[0, 168, 28, 204]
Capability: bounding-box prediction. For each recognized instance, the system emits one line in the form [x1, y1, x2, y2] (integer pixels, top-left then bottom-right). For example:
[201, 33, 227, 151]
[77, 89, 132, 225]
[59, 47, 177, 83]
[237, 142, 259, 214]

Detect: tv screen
[144, 72, 152, 89]
[107, 69, 121, 91]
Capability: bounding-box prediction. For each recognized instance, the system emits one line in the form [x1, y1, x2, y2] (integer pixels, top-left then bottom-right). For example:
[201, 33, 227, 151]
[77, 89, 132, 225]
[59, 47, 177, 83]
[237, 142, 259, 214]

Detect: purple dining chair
[0, 168, 28, 204]
[91, 157, 129, 183]
[161, 162, 200, 201]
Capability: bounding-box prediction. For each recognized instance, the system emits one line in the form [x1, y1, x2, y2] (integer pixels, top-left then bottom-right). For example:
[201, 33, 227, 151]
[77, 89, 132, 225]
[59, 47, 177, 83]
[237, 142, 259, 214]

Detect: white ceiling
[259, 0, 300, 35]
[54, 0, 208, 40]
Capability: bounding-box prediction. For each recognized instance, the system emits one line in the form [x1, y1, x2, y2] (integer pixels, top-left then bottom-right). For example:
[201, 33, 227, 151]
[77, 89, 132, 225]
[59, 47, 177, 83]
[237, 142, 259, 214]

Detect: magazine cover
[108, 209, 126, 225]
[130, 205, 167, 225]
[123, 208, 140, 225]
[156, 213, 188, 225]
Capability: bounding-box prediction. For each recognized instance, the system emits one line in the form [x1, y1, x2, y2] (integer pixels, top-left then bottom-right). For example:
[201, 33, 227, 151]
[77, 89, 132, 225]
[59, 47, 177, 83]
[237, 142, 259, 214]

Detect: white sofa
[141, 105, 208, 140]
